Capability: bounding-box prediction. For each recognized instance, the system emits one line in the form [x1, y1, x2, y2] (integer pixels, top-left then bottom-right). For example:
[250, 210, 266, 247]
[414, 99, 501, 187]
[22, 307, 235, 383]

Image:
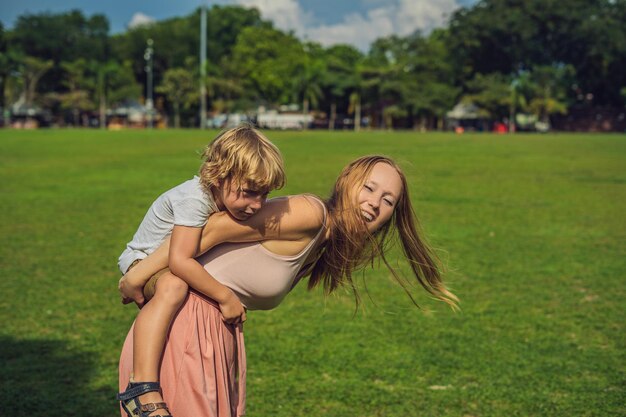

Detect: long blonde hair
[308, 155, 458, 310]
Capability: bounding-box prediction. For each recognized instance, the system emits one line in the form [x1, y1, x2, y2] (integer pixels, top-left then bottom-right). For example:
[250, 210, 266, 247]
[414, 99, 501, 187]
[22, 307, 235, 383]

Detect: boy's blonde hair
[199, 124, 285, 194]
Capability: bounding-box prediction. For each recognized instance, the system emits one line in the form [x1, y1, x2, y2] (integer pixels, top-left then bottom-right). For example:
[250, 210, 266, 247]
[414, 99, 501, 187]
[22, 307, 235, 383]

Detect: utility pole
[200, 3, 207, 129]
[144, 38, 154, 129]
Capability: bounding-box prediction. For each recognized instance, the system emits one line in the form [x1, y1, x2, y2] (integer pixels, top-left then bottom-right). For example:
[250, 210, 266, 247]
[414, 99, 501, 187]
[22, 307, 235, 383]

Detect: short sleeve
[172, 197, 209, 227]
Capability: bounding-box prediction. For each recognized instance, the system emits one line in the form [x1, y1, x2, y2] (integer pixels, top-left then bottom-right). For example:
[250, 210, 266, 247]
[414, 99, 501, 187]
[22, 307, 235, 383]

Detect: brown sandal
[117, 382, 172, 417]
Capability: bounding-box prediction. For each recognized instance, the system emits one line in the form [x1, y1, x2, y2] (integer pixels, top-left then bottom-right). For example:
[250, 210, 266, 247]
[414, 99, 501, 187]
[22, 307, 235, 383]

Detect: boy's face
[216, 179, 269, 221]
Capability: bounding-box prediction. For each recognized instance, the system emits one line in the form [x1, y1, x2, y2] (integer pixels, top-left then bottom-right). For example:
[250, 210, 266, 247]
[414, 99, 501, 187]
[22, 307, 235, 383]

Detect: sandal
[118, 381, 172, 417]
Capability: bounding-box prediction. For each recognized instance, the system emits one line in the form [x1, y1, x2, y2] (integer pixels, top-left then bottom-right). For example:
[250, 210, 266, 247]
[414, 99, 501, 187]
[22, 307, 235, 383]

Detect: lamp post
[144, 38, 154, 129]
[509, 78, 519, 134]
[200, 3, 207, 129]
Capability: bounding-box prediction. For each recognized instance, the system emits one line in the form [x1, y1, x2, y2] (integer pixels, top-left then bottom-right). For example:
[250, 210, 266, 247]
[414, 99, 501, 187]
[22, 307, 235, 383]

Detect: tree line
[0, 0, 624, 129]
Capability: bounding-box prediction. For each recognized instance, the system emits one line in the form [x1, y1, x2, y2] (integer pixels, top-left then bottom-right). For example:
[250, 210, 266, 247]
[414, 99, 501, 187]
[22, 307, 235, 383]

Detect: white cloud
[232, 0, 313, 35]
[128, 12, 156, 29]
[232, 0, 462, 50]
[307, 0, 460, 50]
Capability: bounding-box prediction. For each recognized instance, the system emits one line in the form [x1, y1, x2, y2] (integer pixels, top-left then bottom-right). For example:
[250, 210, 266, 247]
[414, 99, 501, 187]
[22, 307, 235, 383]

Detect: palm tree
[19, 55, 53, 107]
[61, 59, 94, 125]
[294, 55, 324, 124]
[156, 67, 197, 128]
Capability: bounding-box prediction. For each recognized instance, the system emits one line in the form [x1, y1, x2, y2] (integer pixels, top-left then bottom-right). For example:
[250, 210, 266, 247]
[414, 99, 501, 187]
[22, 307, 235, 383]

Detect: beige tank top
[195, 196, 326, 310]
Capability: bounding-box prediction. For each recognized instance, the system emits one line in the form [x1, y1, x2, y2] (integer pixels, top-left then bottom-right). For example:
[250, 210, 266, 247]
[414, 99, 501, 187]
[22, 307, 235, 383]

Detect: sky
[0, 0, 478, 51]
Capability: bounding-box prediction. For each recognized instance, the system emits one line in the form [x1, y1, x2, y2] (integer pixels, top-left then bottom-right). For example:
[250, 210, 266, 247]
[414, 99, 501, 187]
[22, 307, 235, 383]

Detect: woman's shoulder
[289, 194, 325, 216]
[289, 193, 325, 209]
[266, 194, 326, 234]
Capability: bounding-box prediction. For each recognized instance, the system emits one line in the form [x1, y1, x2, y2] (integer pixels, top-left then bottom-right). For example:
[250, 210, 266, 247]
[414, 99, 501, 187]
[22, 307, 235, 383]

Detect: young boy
[117, 125, 285, 417]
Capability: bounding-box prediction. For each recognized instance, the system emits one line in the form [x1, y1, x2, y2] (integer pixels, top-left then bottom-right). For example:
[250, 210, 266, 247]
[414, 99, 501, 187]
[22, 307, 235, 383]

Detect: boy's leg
[130, 272, 188, 414]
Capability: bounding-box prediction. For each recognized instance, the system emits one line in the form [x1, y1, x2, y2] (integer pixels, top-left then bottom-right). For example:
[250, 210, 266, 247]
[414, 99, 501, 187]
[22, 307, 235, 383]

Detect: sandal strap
[117, 382, 161, 401]
[140, 402, 168, 412]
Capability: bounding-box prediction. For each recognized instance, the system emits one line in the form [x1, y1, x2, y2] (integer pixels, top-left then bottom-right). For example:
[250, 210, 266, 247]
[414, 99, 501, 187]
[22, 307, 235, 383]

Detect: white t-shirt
[118, 176, 218, 274]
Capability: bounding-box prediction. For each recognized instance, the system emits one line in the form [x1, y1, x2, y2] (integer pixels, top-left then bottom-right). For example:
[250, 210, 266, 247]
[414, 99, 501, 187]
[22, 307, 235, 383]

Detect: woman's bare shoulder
[288, 195, 326, 226]
[265, 194, 325, 234]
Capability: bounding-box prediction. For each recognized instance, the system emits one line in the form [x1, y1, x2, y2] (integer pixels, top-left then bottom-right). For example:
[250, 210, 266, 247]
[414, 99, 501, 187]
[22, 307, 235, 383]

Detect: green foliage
[361, 32, 459, 128]
[448, 0, 626, 106]
[17, 55, 54, 106]
[9, 10, 109, 62]
[156, 67, 198, 128]
[403, 31, 460, 125]
[204, 61, 244, 113]
[293, 43, 326, 113]
[321, 44, 364, 128]
[461, 64, 576, 126]
[525, 65, 575, 121]
[57, 59, 95, 121]
[204, 5, 269, 64]
[103, 60, 142, 106]
[110, 5, 267, 99]
[229, 26, 306, 105]
[8, 10, 109, 94]
[323, 44, 363, 98]
[463, 72, 513, 119]
[0, 38, 23, 108]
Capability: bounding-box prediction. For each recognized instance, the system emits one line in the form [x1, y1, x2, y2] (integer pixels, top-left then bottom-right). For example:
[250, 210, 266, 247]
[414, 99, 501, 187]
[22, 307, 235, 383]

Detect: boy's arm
[169, 225, 245, 324]
[118, 244, 170, 307]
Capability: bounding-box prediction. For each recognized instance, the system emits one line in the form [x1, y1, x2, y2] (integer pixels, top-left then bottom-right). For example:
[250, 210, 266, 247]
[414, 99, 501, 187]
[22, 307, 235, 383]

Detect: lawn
[0, 129, 624, 417]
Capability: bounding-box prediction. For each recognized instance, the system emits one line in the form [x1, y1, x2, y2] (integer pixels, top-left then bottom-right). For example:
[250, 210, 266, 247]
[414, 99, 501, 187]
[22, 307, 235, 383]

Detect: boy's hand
[219, 291, 247, 324]
[118, 274, 146, 309]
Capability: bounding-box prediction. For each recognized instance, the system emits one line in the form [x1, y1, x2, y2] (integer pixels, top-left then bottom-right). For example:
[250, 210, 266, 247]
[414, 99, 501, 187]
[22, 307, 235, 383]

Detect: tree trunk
[26, 71, 45, 106]
[26, 82, 36, 106]
[509, 103, 515, 133]
[419, 116, 426, 131]
[329, 102, 336, 130]
[100, 94, 106, 129]
[99, 70, 106, 129]
[174, 102, 180, 129]
[384, 108, 393, 130]
[542, 85, 551, 124]
[354, 96, 361, 132]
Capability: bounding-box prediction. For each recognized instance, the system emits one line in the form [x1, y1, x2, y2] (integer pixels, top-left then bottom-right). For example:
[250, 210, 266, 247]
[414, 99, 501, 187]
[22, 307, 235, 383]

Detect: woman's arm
[119, 195, 324, 305]
[199, 195, 323, 251]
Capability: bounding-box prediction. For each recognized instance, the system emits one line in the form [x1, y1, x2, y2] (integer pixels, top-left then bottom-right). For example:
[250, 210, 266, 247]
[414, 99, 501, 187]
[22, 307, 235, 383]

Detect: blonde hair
[308, 155, 458, 310]
[199, 124, 285, 194]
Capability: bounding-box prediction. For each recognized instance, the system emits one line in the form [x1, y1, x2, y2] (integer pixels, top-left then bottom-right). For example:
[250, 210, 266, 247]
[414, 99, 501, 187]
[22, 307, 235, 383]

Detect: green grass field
[1, 129, 624, 417]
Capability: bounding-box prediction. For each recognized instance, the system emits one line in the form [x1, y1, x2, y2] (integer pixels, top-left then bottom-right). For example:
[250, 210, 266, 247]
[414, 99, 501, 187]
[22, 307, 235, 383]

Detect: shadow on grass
[0, 336, 114, 417]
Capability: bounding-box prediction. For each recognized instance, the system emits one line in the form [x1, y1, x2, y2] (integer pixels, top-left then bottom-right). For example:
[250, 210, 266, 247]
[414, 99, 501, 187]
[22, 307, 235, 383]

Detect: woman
[118, 155, 458, 417]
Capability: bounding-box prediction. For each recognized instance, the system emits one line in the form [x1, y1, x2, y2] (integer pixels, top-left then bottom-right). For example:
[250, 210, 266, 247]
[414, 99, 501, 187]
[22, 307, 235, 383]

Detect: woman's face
[358, 162, 403, 233]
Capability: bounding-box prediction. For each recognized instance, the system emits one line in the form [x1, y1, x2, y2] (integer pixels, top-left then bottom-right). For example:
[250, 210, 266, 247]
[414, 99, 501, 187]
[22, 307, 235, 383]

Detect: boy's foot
[137, 391, 169, 417]
[118, 382, 172, 417]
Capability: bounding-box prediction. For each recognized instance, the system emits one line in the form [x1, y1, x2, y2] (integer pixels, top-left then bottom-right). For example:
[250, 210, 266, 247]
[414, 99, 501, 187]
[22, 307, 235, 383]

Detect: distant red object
[493, 122, 508, 133]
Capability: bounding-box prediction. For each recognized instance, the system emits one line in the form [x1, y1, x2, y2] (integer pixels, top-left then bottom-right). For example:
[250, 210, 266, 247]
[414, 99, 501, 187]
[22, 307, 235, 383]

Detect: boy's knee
[155, 273, 188, 303]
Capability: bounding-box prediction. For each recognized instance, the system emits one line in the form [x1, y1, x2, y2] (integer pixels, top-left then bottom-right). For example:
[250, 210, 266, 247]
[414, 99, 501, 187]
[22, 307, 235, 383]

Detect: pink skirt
[119, 291, 246, 417]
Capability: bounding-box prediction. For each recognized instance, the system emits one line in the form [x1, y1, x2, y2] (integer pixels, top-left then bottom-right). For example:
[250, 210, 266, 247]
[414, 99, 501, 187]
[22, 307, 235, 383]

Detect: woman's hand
[218, 290, 247, 324]
[118, 272, 146, 308]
